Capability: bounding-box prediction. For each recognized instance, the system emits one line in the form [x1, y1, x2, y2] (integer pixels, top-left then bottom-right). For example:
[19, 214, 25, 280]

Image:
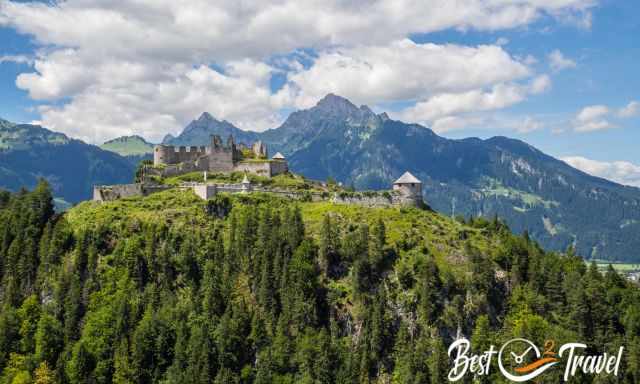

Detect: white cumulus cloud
[562, 156, 640, 187]
[0, 0, 597, 61]
[573, 105, 613, 132]
[618, 101, 640, 118]
[396, 74, 550, 132]
[32, 59, 286, 143]
[279, 40, 531, 108]
[0, 0, 598, 142]
[548, 49, 577, 72]
[517, 116, 544, 133]
[0, 54, 32, 65]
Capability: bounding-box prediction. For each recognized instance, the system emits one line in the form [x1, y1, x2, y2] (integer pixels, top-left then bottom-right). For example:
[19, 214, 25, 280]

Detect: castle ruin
[152, 135, 287, 178]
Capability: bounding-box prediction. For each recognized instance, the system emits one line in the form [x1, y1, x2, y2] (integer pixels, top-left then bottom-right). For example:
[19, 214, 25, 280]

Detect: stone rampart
[234, 160, 288, 177]
[189, 184, 421, 207]
[93, 183, 172, 202]
[330, 191, 423, 208]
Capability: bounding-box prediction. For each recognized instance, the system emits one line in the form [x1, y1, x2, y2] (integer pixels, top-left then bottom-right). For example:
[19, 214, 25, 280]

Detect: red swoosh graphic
[514, 357, 559, 373]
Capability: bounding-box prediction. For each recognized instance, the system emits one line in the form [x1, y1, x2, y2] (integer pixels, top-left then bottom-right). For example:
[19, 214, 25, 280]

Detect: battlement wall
[234, 160, 288, 177]
[152, 134, 287, 179]
[191, 184, 422, 208]
[154, 145, 207, 165]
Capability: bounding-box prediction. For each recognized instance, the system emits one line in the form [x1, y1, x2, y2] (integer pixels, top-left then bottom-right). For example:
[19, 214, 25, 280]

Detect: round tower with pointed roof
[393, 171, 422, 200]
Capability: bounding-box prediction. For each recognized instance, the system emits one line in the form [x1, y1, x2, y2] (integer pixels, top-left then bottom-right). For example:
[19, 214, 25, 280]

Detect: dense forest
[0, 181, 639, 383]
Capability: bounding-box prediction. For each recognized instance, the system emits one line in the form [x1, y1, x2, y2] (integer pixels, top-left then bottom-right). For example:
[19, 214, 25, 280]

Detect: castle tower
[393, 171, 422, 198]
[153, 144, 173, 166]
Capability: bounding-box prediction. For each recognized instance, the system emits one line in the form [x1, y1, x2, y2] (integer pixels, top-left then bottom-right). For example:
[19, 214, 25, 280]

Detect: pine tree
[186, 320, 214, 384]
[34, 361, 55, 384]
[112, 339, 134, 384]
[370, 218, 386, 270]
[285, 239, 319, 330]
[417, 256, 443, 324]
[64, 274, 83, 344]
[67, 342, 95, 384]
[17, 294, 41, 354]
[0, 306, 20, 371]
[201, 260, 224, 319]
[427, 338, 448, 384]
[319, 214, 340, 277]
[31, 179, 55, 228]
[35, 312, 63, 367]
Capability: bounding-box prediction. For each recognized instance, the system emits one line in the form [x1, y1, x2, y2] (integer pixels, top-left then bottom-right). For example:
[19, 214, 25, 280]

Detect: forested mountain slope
[0, 121, 136, 204]
[0, 182, 638, 383]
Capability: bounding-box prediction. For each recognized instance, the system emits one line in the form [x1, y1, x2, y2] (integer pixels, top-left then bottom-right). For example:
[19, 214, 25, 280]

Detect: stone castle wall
[207, 146, 236, 172]
[154, 145, 207, 165]
[234, 161, 272, 177]
[233, 161, 288, 178]
[331, 191, 423, 208]
[93, 183, 172, 202]
[95, 181, 424, 209]
[153, 135, 282, 176]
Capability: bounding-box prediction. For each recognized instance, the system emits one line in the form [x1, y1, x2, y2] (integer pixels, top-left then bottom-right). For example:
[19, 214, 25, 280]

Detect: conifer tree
[319, 214, 340, 277]
[34, 361, 55, 384]
[35, 312, 63, 367]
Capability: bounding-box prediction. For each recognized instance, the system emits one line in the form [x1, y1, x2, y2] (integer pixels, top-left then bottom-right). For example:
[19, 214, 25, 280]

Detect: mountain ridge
[0, 121, 136, 203]
[153, 95, 640, 261]
[163, 112, 259, 146]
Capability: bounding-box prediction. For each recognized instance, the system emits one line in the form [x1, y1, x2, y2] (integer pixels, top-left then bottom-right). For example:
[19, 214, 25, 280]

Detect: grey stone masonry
[151, 134, 288, 178]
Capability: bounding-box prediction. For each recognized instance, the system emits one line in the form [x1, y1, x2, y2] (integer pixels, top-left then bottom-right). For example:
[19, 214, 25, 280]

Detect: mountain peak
[165, 113, 259, 146]
[197, 112, 217, 122]
[103, 135, 150, 145]
[161, 133, 175, 144]
[315, 93, 359, 114]
[100, 134, 154, 156]
[183, 112, 222, 135]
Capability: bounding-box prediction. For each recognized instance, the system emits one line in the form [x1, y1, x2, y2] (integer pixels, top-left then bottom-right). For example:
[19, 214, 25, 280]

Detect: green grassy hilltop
[1, 182, 639, 383]
[100, 135, 154, 157]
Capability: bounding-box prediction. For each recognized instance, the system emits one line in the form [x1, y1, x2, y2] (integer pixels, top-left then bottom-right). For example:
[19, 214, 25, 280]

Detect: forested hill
[0, 121, 136, 204]
[1, 182, 639, 383]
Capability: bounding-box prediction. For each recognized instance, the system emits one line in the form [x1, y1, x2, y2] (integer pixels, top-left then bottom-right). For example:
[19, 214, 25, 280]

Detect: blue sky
[421, 1, 640, 163]
[0, 0, 638, 185]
